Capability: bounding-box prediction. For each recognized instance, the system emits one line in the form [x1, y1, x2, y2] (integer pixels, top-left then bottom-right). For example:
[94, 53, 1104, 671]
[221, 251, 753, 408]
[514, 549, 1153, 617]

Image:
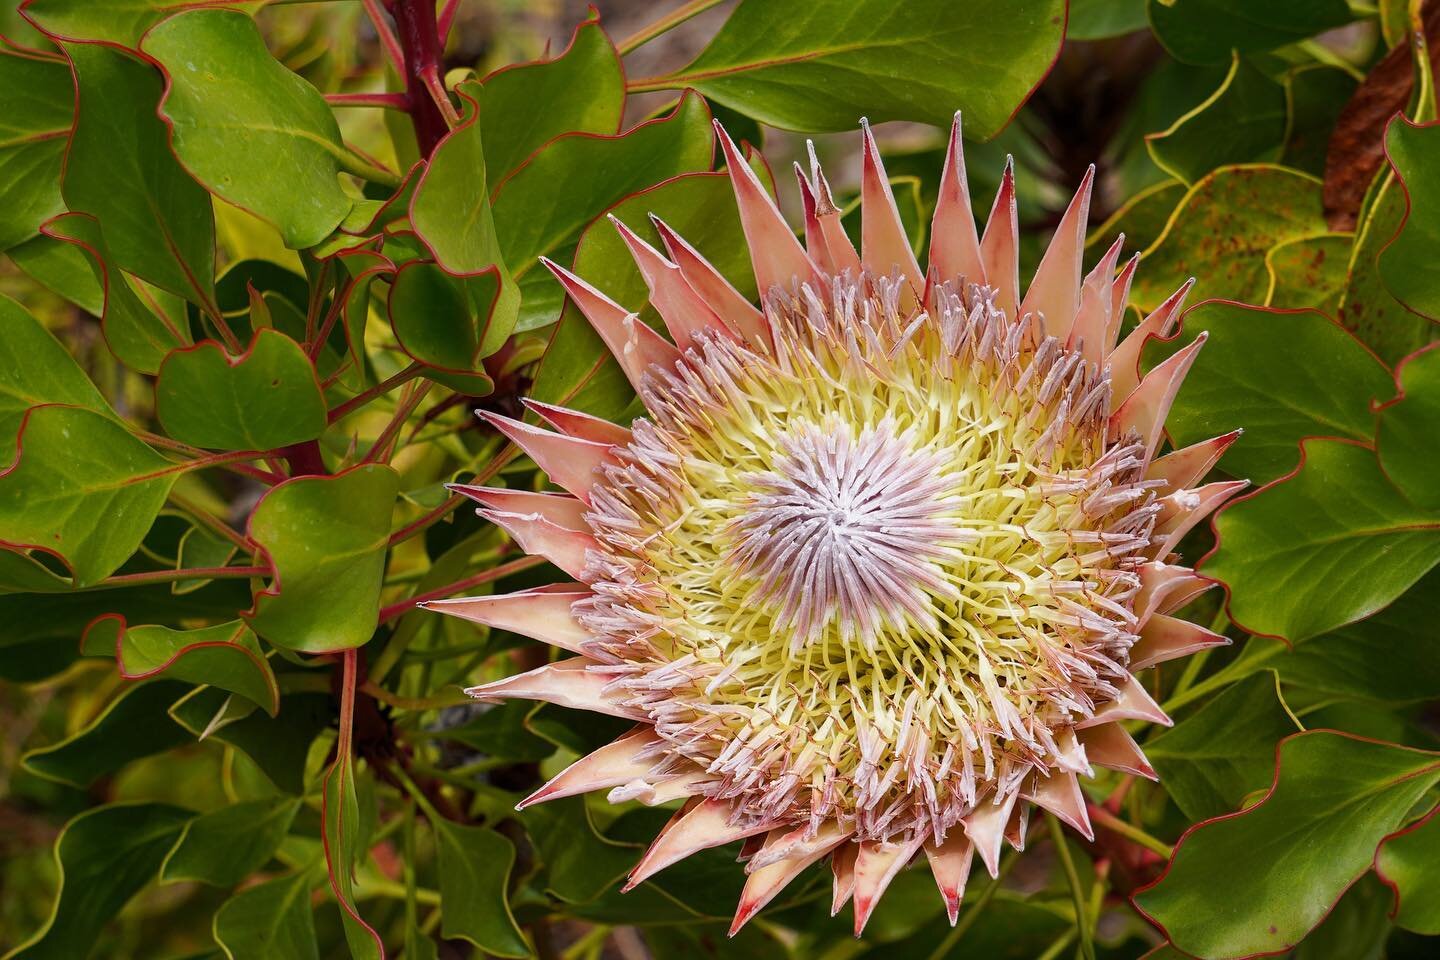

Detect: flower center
[726, 417, 963, 651]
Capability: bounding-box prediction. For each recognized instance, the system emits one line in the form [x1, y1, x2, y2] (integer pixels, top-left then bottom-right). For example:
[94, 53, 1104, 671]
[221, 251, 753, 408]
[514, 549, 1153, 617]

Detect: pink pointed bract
[431, 114, 1244, 935]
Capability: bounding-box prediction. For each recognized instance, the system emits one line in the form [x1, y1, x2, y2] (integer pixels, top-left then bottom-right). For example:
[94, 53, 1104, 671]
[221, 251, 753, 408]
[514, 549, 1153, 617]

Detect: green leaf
[478, 15, 623, 181]
[1130, 165, 1327, 312]
[493, 91, 713, 292]
[1159, 301, 1392, 484]
[85, 615, 279, 715]
[520, 795, 639, 903]
[426, 816, 530, 956]
[0, 405, 178, 586]
[1086, 179, 1185, 270]
[1379, 345, 1440, 510]
[161, 797, 300, 886]
[1206, 439, 1440, 643]
[3, 803, 191, 960]
[441, 700, 556, 762]
[41, 212, 193, 374]
[1339, 120, 1436, 365]
[5, 234, 104, 314]
[1146, 671, 1301, 821]
[0, 294, 112, 459]
[386, 260, 507, 394]
[410, 81, 505, 276]
[169, 689, 332, 794]
[529, 169, 756, 420]
[1068, 0, 1147, 40]
[61, 42, 217, 310]
[1293, 874, 1392, 960]
[1376, 806, 1440, 934]
[22, 680, 193, 787]
[1222, 566, 1440, 704]
[1379, 117, 1440, 324]
[173, 522, 238, 595]
[212, 869, 320, 960]
[1146, 55, 1286, 185]
[322, 736, 383, 960]
[1146, 0, 1355, 65]
[246, 465, 398, 653]
[0, 47, 70, 252]
[1281, 65, 1358, 176]
[1264, 233, 1351, 315]
[155, 329, 327, 450]
[1135, 732, 1440, 960]
[143, 9, 355, 248]
[23, 0, 269, 46]
[658, 0, 1065, 135]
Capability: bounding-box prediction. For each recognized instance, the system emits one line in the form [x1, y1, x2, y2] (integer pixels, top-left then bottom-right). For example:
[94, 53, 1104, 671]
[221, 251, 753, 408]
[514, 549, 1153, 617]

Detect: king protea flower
[424, 115, 1244, 935]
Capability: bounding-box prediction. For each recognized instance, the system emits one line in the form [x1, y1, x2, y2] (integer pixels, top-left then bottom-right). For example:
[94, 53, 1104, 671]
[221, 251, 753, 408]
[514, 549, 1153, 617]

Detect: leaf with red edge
[155, 329, 327, 451]
[491, 90, 713, 319]
[0, 45, 70, 253]
[61, 41, 217, 311]
[1134, 731, 1440, 960]
[529, 169, 757, 421]
[41, 213, 193, 374]
[0, 293, 111, 459]
[1219, 566, 1440, 705]
[142, 8, 355, 248]
[477, 13, 623, 183]
[1145, 671, 1301, 822]
[1204, 438, 1440, 644]
[1378, 344, 1440, 510]
[402, 81, 520, 390]
[0, 405, 178, 587]
[1378, 117, 1440, 323]
[245, 465, 399, 653]
[660, 0, 1065, 135]
[1376, 804, 1440, 934]
[410, 80, 506, 277]
[386, 258, 508, 396]
[1158, 300, 1391, 485]
[22, 0, 269, 46]
[83, 614, 278, 715]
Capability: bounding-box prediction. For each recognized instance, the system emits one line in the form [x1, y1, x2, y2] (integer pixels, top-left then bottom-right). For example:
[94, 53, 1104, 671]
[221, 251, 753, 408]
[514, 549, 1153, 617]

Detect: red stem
[280, 440, 328, 477]
[328, 363, 425, 423]
[390, 0, 450, 156]
[360, 0, 406, 76]
[378, 555, 545, 623]
[437, 0, 461, 44]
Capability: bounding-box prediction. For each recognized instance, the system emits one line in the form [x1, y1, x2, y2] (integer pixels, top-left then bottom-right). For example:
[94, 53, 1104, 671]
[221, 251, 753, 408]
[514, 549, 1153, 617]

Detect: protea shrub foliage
[1, 2, 1438, 959]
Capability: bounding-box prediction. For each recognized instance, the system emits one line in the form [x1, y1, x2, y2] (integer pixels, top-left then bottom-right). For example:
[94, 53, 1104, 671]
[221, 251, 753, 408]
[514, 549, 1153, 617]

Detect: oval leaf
[245, 465, 399, 653]
[660, 0, 1065, 135]
[0, 405, 178, 586]
[1135, 732, 1440, 959]
[143, 9, 354, 248]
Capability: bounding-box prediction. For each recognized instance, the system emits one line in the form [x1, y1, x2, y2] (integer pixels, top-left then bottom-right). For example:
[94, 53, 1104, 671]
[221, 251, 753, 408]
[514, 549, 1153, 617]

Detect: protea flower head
[425, 115, 1245, 935]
